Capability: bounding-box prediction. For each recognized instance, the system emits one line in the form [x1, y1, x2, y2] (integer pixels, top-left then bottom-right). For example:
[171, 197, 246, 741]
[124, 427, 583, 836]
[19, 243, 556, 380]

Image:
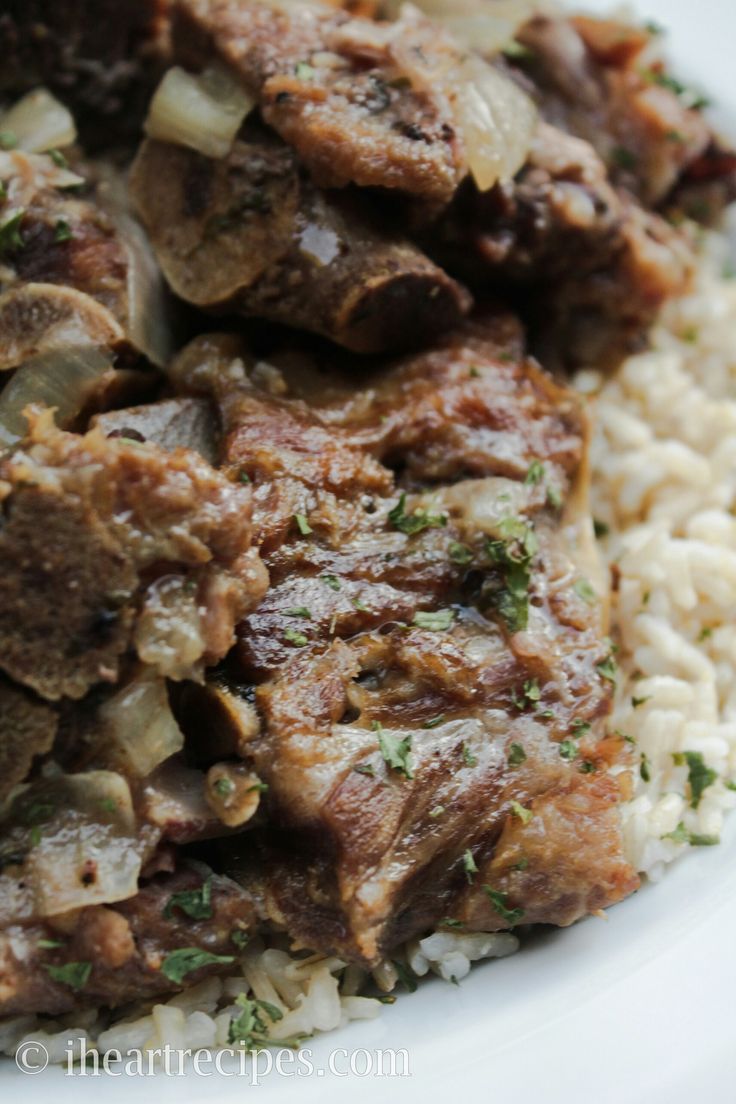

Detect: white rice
[578, 220, 736, 879]
[4, 228, 736, 1065]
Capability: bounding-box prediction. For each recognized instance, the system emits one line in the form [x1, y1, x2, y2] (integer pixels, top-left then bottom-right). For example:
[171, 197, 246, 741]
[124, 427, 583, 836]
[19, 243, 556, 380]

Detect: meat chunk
[0, 148, 171, 374]
[0, 677, 57, 803]
[428, 123, 693, 369]
[0, 866, 254, 1016]
[173, 318, 636, 964]
[516, 13, 724, 208]
[93, 397, 221, 466]
[0, 0, 167, 150]
[0, 409, 266, 700]
[130, 129, 470, 353]
[172, 0, 466, 203]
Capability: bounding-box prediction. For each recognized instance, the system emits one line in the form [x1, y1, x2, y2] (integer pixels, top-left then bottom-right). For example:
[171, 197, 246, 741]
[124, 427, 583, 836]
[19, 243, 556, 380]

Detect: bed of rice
[2, 225, 736, 1065]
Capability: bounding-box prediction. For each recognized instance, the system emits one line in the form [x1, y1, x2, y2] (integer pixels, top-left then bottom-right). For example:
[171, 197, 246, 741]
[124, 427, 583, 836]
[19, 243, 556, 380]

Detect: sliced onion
[3, 771, 142, 918]
[98, 672, 185, 779]
[384, 0, 535, 54]
[452, 57, 537, 191]
[144, 65, 254, 159]
[0, 89, 77, 153]
[0, 345, 115, 447]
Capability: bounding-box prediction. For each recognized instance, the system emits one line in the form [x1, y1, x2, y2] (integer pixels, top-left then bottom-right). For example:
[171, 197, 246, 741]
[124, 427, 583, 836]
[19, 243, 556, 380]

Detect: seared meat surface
[170, 318, 637, 964]
[0, 0, 167, 150]
[0, 865, 254, 1016]
[130, 127, 470, 353]
[0, 411, 266, 699]
[11, 0, 736, 1025]
[172, 0, 466, 203]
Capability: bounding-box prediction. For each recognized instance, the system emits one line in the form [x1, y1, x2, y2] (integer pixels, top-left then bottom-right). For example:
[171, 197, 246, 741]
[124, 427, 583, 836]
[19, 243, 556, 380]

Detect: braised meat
[0, 0, 167, 150]
[516, 13, 733, 209]
[172, 0, 467, 203]
[130, 127, 470, 353]
[0, 865, 254, 1016]
[168, 318, 637, 965]
[0, 410, 267, 699]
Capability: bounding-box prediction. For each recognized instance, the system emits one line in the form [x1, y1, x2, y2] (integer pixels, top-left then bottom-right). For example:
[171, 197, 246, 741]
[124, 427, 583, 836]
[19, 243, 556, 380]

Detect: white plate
[3, 2, 735, 1100]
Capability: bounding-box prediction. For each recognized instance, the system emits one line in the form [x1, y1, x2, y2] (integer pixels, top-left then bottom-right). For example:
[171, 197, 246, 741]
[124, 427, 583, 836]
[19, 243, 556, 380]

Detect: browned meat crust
[130, 128, 470, 353]
[0, 0, 168, 151]
[0, 411, 266, 699]
[427, 122, 694, 369]
[171, 0, 466, 203]
[0, 677, 57, 804]
[170, 318, 638, 965]
[516, 13, 726, 209]
[0, 866, 254, 1016]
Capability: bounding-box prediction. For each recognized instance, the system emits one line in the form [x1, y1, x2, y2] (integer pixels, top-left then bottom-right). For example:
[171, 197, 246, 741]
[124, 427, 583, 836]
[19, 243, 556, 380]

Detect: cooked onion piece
[98, 672, 185, 779]
[452, 56, 538, 190]
[0, 89, 77, 153]
[0, 346, 115, 447]
[144, 66, 254, 159]
[384, 0, 535, 53]
[0, 771, 142, 920]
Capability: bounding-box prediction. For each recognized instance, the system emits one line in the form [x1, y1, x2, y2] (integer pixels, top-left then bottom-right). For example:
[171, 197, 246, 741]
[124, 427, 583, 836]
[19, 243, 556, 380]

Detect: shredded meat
[0, 677, 57, 803]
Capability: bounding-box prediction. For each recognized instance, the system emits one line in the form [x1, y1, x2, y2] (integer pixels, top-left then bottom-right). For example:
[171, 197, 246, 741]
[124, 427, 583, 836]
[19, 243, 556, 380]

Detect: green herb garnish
[389, 493, 447, 536]
[46, 961, 92, 991]
[673, 751, 717, 808]
[294, 513, 312, 536]
[284, 627, 308, 647]
[463, 849, 478, 882]
[160, 948, 234, 985]
[413, 608, 455, 632]
[508, 743, 527, 767]
[510, 800, 533, 824]
[663, 821, 719, 847]
[482, 886, 525, 926]
[373, 721, 413, 779]
[164, 878, 213, 921]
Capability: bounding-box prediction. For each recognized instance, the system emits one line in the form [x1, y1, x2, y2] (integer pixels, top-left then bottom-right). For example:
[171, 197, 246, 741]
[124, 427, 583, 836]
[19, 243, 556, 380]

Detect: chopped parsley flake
[0, 209, 25, 255]
[353, 762, 376, 778]
[482, 886, 525, 926]
[428, 804, 445, 818]
[663, 822, 719, 847]
[698, 627, 713, 642]
[321, 574, 341, 591]
[512, 678, 541, 711]
[449, 542, 473, 565]
[413, 608, 455, 632]
[597, 655, 618, 683]
[422, 714, 446, 729]
[285, 606, 312, 619]
[462, 742, 478, 768]
[640, 753, 652, 783]
[579, 760, 597, 774]
[373, 721, 413, 779]
[593, 518, 610, 539]
[48, 148, 68, 168]
[45, 961, 92, 991]
[673, 751, 717, 808]
[559, 740, 579, 761]
[571, 718, 591, 736]
[295, 61, 315, 80]
[294, 513, 312, 536]
[574, 578, 597, 604]
[439, 918, 464, 929]
[508, 743, 527, 767]
[546, 485, 562, 510]
[463, 849, 478, 882]
[632, 695, 651, 709]
[283, 627, 308, 647]
[389, 493, 447, 536]
[231, 928, 250, 949]
[163, 877, 213, 921]
[160, 948, 235, 985]
[54, 218, 73, 243]
[525, 459, 545, 486]
[510, 800, 533, 824]
[352, 597, 368, 612]
[486, 517, 538, 633]
[228, 993, 284, 1048]
[512, 857, 530, 872]
[38, 938, 64, 950]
